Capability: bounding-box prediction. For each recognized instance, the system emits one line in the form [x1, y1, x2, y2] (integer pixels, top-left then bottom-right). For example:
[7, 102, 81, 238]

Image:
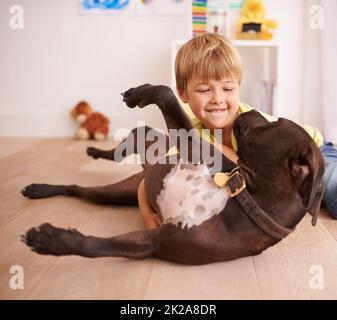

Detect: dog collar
[214, 167, 294, 240]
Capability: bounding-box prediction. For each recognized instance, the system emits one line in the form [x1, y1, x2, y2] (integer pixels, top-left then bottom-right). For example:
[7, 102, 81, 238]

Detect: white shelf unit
[171, 39, 279, 115]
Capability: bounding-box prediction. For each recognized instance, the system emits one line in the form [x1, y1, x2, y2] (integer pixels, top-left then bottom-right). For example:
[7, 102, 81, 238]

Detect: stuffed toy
[236, 0, 277, 40]
[70, 101, 110, 141]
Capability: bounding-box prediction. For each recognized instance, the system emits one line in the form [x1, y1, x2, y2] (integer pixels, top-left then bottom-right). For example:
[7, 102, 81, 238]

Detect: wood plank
[1, 138, 337, 300]
[143, 257, 261, 300]
[24, 206, 154, 300]
[24, 207, 261, 300]
[0, 197, 103, 299]
[0, 137, 146, 299]
[253, 214, 337, 299]
[0, 137, 42, 159]
[0, 139, 89, 226]
[0, 138, 139, 226]
[319, 208, 337, 242]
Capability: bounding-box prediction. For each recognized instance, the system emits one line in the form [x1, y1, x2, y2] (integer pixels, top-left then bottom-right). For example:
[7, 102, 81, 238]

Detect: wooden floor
[0, 137, 337, 300]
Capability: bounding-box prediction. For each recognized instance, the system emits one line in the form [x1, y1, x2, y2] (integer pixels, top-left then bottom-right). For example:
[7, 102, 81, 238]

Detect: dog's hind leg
[21, 170, 145, 206]
[23, 222, 159, 259]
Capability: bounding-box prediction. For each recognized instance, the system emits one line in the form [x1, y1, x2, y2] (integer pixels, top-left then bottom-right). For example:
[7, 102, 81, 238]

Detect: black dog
[21, 84, 324, 265]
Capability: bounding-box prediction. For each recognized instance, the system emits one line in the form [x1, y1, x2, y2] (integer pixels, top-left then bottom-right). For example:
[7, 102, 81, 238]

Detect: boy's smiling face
[178, 78, 240, 130]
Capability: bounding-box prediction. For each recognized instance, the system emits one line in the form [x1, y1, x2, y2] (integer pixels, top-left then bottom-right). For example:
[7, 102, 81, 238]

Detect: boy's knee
[322, 175, 337, 219]
[325, 200, 337, 219]
[137, 179, 162, 229]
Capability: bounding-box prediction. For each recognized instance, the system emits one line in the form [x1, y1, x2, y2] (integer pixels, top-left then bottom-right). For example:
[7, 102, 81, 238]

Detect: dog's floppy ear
[287, 145, 323, 226]
[307, 183, 324, 226]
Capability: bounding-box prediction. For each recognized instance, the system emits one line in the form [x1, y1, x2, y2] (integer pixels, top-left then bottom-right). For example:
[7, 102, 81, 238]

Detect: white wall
[0, 0, 188, 137]
[263, 0, 306, 123]
[0, 0, 321, 137]
[321, 0, 337, 141]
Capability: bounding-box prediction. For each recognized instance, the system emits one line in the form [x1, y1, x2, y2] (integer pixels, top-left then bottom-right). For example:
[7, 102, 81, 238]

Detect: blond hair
[175, 33, 243, 92]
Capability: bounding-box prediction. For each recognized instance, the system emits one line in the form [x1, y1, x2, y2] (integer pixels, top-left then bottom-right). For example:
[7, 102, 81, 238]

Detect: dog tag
[214, 172, 230, 188]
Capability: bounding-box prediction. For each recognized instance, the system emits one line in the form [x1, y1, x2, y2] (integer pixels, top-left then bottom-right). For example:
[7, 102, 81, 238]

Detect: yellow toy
[236, 0, 277, 40]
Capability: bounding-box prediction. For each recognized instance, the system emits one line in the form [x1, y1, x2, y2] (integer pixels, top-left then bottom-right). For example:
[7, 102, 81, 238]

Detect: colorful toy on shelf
[236, 0, 277, 40]
[70, 101, 110, 141]
[192, 0, 208, 37]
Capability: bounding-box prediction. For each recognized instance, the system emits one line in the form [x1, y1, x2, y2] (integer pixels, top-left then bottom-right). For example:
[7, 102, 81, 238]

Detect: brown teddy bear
[70, 101, 110, 141]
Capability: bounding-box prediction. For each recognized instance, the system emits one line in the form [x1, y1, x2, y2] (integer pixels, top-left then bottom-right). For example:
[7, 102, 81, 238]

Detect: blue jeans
[321, 142, 337, 219]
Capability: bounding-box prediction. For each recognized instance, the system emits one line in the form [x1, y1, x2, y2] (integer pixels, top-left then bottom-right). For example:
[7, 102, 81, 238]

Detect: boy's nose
[210, 92, 225, 105]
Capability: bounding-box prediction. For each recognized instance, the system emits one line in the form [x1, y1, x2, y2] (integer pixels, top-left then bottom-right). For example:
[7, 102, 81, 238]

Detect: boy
[138, 33, 337, 229]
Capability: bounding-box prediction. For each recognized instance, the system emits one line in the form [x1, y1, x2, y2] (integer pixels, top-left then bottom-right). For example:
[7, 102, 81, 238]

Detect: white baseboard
[0, 115, 167, 138]
[0, 116, 74, 137]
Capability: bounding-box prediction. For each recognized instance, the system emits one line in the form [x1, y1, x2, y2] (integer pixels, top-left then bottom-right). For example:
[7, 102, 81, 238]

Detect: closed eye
[246, 137, 253, 146]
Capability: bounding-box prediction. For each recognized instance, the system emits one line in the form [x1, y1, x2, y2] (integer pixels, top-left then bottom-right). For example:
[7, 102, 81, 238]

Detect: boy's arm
[138, 179, 162, 230]
[302, 125, 324, 147]
[213, 140, 239, 164]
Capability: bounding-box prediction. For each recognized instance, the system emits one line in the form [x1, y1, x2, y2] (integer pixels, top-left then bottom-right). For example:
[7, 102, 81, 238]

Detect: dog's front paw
[87, 146, 100, 159]
[21, 223, 84, 256]
[122, 84, 155, 109]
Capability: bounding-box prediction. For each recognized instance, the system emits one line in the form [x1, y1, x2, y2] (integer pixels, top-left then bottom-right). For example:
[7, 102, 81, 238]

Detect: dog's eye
[246, 136, 253, 146]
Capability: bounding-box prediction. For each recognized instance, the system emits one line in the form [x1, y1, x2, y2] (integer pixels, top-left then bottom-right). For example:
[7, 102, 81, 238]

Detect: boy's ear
[177, 88, 188, 103]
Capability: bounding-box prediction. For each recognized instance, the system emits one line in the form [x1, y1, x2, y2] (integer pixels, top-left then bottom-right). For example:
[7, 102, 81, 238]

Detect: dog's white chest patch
[156, 162, 230, 228]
